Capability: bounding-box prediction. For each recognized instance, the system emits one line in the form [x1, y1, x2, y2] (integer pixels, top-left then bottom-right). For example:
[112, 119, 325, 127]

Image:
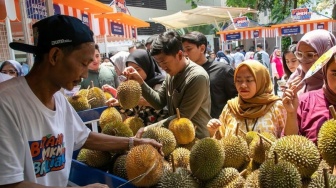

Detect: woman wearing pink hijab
[286, 29, 336, 95]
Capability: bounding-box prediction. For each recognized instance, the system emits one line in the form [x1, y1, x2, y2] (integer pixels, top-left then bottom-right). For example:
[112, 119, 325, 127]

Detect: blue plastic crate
[77, 106, 108, 122]
[69, 159, 136, 188]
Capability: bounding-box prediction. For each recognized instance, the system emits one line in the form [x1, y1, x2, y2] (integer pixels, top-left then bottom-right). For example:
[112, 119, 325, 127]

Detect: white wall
[127, 0, 223, 22]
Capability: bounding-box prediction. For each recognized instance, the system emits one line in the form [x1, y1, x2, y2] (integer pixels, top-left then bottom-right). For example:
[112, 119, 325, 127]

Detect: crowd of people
[0, 14, 336, 188]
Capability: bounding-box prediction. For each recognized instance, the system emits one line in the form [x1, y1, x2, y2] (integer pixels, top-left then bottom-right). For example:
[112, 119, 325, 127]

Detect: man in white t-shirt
[232, 47, 245, 68]
[0, 15, 162, 188]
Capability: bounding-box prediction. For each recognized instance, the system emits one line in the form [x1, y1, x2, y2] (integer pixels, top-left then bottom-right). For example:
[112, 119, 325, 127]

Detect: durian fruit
[163, 159, 172, 172]
[259, 152, 302, 188]
[125, 144, 164, 187]
[221, 134, 249, 169]
[249, 132, 276, 164]
[205, 167, 245, 188]
[85, 150, 111, 168]
[245, 131, 258, 146]
[308, 169, 336, 188]
[87, 84, 107, 108]
[124, 116, 144, 135]
[117, 80, 142, 109]
[269, 135, 320, 178]
[244, 170, 260, 188]
[168, 108, 195, 145]
[142, 127, 176, 157]
[99, 107, 123, 129]
[311, 160, 332, 179]
[318, 119, 336, 167]
[111, 154, 128, 180]
[76, 148, 89, 163]
[102, 121, 133, 137]
[67, 95, 91, 111]
[157, 167, 199, 188]
[190, 138, 225, 181]
[243, 159, 261, 177]
[104, 91, 113, 100]
[169, 147, 190, 169]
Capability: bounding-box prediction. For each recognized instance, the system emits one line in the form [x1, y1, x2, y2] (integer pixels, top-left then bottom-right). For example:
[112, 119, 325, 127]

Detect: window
[137, 22, 166, 35]
[126, 0, 167, 10]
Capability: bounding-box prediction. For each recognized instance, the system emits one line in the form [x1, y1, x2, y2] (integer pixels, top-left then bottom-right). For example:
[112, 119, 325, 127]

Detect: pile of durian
[76, 108, 336, 188]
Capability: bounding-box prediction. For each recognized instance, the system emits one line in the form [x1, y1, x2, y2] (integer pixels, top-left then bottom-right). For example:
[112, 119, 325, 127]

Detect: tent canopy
[150, 6, 257, 29]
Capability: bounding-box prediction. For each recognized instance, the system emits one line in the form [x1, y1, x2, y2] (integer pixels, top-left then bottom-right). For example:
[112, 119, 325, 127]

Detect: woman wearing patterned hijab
[207, 60, 286, 139]
[283, 46, 336, 144]
[287, 29, 336, 95]
[0, 60, 24, 77]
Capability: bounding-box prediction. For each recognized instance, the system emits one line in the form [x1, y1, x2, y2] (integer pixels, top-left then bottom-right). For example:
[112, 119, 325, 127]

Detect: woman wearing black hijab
[122, 49, 168, 125]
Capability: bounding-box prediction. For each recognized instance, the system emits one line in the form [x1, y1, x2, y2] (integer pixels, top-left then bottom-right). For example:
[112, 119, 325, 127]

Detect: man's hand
[134, 137, 164, 156]
[102, 84, 117, 98]
[105, 98, 119, 107]
[82, 183, 109, 188]
[123, 67, 144, 84]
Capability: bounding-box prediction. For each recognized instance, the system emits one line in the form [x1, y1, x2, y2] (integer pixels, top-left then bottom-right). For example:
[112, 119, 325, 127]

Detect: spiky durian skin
[245, 131, 258, 146]
[85, 150, 111, 168]
[269, 135, 320, 178]
[168, 117, 195, 145]
[123, 116, 144, 136]
[76, 148, 89, 163]
[125, 144, 164, 187]
[190, 138, 225, 181]
[99, 107, 123, 129]
[157, 167, 199, 188]
[308, 172, 336, 188]
[142, 127, 176, 157]
[221, 135, 249, 169]
[104, 91, 113, 100]
[169, 147, 190, 169]
[102, 121, 133, 137]
[111, 154, 128, 180]
[244, 170, 260, 188]
[178, 138, 199, 151]
[117, 80, 141, 109]
[87, 87, 106, 108]
[249, 132, 276, 164]
[68, 95, 90, 111]
[318, 119, 336, 167]
[205, 167, 242, 188]
[259, 158, 302, 188]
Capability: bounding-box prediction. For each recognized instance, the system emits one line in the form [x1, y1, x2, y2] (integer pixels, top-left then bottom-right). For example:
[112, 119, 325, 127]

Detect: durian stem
[329, 105, 336, 120]
[323, 168, 330, 188]
[88, 97, 96, 104]
[176, 108, 181, 119]
[257, 132, 274, 145]
[91, 80, 94, 88]
[171, 155, 176, 173]
[86, 85, 90, 90]
[333, 165, 336, 176]
[239, 169, 247, 176]
[273, 151, 278, 165]
[235, 123, 240, 136]
[239, 128, 247, 135]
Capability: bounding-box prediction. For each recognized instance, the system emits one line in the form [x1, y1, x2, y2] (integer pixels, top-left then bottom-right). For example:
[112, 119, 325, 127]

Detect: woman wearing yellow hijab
[207, 60, 286, 138]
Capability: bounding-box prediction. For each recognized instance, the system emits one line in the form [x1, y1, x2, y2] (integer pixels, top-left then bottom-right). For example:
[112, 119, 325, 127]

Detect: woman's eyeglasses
[294, 51, 318, 60]
[1, 70, 17, 75]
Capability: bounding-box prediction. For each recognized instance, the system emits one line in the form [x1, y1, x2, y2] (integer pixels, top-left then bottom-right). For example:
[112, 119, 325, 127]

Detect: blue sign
[226, 33, 241, 40]
[253, 31, 259, 38]
[26, 0, 47, 20]
[281, 26, 301, 35]
[82, 14, 89, 27]
[233, 16, 249, 28]
[53, 4, 61, 15]
[111, 22, 124, 36]
[317, 24, 324, 29]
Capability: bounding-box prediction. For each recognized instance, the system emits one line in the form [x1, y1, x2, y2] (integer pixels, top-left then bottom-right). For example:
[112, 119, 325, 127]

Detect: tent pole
[227, 11, 236, 30]
[5, 17, 15, 60]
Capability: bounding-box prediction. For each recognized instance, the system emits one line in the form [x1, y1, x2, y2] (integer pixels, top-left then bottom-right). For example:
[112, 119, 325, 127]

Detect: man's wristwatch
[129, 137, 134, 150]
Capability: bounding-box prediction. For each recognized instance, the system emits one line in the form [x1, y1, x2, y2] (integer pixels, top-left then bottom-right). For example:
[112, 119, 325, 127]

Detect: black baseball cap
[181, 31, 207, 46]
[9, 14, 94, 54]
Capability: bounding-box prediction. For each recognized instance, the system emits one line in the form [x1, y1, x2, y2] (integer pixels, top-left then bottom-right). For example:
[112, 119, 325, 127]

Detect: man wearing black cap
[0, 15, 161, 188]
[182, 31, 238, 118]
